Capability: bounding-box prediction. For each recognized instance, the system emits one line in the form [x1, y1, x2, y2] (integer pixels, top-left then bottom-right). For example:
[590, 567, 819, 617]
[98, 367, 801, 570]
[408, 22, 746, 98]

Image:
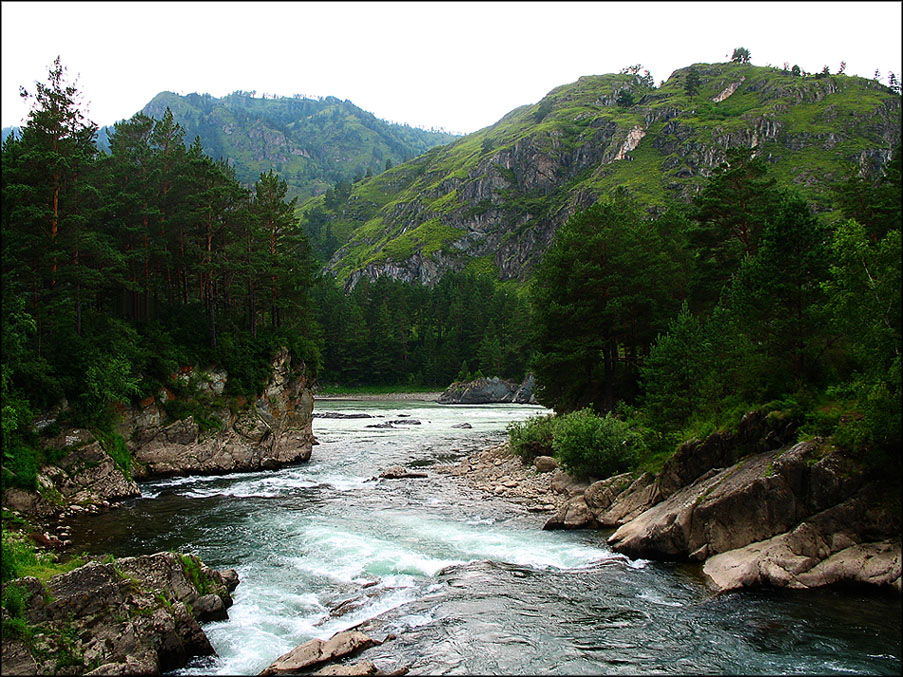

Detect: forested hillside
[303, 62, 900, 287]
[139, 91, 458, 201]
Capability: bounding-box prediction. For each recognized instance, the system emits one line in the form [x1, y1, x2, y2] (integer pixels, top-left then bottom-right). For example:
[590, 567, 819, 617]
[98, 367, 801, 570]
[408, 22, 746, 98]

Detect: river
[65, 400, 901, 675]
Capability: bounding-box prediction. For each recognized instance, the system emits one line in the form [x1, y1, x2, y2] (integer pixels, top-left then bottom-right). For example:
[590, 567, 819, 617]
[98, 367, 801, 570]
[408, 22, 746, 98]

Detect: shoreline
[434, 442, 566, 514]
[314, 391, 442, 402]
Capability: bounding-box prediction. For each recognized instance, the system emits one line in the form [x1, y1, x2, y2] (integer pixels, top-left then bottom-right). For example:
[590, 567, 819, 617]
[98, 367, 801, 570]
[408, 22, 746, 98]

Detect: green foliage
[506, 413, 556, 461]
[137, 91, 458, 202]
[684, 68, 701, 97]
[530, 191, 683, 413]
[94, 430, 132, 477]
[1, 581, 32, 639]
[2, 60, 322, 446]
[178, 553, 212, 596]
[550, 408, 645, 480]
[731, 47, 751, 63]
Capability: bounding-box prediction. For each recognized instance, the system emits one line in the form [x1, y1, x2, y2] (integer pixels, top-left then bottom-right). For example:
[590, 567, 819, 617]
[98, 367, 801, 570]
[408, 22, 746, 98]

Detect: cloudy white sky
[2, 1, 901, 134]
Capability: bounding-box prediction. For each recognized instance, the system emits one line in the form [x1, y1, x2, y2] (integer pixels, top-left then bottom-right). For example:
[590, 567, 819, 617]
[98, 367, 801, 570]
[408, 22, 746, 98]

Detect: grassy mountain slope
[139, 91, 458, 200]
[307, 62, 900, 287]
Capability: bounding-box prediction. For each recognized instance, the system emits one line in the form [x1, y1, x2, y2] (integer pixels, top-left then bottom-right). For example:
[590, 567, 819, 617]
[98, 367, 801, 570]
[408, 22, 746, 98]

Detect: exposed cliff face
[319, 63, 900, 288]
[126, 349, 315, 479]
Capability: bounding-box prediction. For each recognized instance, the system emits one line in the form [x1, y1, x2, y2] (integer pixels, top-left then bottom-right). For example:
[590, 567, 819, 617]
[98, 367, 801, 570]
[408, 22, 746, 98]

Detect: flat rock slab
[260, 631, 377, 675]
[379, 466, 428, 479]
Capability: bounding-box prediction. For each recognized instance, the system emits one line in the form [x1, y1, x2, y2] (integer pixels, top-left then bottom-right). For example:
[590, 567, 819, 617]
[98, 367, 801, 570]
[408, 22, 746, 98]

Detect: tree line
[2, 59, 319, 474]
[529, 143, 901, 469]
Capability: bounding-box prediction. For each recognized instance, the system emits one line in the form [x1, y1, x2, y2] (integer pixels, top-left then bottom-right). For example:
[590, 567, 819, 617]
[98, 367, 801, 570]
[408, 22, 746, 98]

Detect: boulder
[379, 466, 428, 479]
[533, 456, 559, 473]
[259, 630, 377, 676]
[543, 495, 597, 530]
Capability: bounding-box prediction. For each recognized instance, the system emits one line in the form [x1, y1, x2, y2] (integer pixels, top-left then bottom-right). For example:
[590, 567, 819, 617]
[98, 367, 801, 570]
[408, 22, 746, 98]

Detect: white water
[68, 400, 902, 675]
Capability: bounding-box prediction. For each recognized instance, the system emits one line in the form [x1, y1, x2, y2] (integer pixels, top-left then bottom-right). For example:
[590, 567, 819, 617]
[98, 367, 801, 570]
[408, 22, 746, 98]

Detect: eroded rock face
[0, 552, 238, 676]
[129, 349, 315, 479]
[605, 440, 901, 592]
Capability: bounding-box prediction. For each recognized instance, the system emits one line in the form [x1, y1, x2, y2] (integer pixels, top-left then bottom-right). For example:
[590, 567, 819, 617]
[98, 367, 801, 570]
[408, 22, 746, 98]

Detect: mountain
[307, 62, 900, 288]
[138, 91, 458, 200]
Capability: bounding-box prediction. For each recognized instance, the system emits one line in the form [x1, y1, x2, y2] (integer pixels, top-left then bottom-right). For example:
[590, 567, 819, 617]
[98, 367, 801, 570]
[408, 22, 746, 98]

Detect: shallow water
[66, 401, 902, 675]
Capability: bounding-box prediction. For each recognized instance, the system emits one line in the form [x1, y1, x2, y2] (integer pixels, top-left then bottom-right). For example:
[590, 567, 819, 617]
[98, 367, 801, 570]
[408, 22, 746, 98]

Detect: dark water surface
[65, 401, 902, 675]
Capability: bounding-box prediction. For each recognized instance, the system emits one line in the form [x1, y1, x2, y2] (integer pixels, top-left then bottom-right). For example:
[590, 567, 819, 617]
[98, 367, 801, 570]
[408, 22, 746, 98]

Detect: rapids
[64, 400, 901, 675]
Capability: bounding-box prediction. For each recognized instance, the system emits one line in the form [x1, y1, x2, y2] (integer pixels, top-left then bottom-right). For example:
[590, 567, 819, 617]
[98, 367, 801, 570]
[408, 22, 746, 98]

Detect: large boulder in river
[259, 630, 380, 676]
[438, 374, 538, 404]
[0, 552, 238, 676]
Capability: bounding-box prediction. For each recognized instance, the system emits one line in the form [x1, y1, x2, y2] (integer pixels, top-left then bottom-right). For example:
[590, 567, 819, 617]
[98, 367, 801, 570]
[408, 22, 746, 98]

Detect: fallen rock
[259, 631, 377, 676]
[451, 422, 473, 429]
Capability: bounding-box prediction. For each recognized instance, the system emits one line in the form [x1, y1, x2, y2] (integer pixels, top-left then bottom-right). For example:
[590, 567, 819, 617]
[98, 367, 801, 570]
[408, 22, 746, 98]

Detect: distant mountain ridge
[4, 92, 460, 203]
[303, 62, 900, 287]
[139, 91, 458, 200]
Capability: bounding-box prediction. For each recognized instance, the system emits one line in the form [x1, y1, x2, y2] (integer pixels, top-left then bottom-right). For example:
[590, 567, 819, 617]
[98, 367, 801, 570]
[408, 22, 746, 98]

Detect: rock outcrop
[437, 374, 537, 404]
[0, 552, 238, 676]
[127, 348, 315, 479]
[453, 412, 901, 594]
[3, 438, 141, 523]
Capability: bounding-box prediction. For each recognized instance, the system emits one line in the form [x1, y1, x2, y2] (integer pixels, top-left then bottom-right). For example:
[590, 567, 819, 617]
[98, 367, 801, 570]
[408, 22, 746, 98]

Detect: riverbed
[65, 400, 902, 675]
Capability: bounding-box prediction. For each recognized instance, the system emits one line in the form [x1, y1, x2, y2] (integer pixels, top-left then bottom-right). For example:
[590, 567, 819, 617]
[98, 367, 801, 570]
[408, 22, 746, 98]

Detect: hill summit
[303, 62, 900, 287]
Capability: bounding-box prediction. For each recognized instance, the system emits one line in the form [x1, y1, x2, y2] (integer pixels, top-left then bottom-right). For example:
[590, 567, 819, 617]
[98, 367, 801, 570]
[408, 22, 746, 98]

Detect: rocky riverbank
[436, 413, 901, 594]
[2, 348, 315, 675]
[1, 552, 239, 675]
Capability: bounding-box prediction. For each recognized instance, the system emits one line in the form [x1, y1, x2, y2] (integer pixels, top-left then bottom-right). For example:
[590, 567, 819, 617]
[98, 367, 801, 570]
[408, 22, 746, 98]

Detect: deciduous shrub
[551, 408, 644, 480]
[506, 414, 555, 461]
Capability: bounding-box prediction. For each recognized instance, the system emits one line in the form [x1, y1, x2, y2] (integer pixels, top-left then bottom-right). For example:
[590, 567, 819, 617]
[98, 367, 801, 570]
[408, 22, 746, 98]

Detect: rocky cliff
[315, 63, 900, 288]
[125, 348, 315, 479]
[2, 349, 315, 527]
[544, 411, 901, 592]
[1, 552, 238, 675]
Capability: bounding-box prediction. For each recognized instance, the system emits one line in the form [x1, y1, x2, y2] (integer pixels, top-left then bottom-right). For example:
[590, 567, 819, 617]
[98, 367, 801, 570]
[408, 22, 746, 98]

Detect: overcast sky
[2, 1, 901, 134]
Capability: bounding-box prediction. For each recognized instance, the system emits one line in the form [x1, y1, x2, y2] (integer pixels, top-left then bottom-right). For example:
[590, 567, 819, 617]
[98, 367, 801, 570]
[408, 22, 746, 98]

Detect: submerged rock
[379, 466, 428, 479]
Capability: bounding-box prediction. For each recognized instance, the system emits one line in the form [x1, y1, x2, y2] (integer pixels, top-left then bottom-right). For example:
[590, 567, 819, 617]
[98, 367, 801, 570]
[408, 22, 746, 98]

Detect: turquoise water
[66, 401, 902, 675]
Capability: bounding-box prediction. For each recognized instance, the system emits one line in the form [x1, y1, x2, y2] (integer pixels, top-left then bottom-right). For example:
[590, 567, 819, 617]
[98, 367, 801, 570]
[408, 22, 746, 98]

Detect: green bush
[507, 414, 555, 461]
[551, 408, 644, 480]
